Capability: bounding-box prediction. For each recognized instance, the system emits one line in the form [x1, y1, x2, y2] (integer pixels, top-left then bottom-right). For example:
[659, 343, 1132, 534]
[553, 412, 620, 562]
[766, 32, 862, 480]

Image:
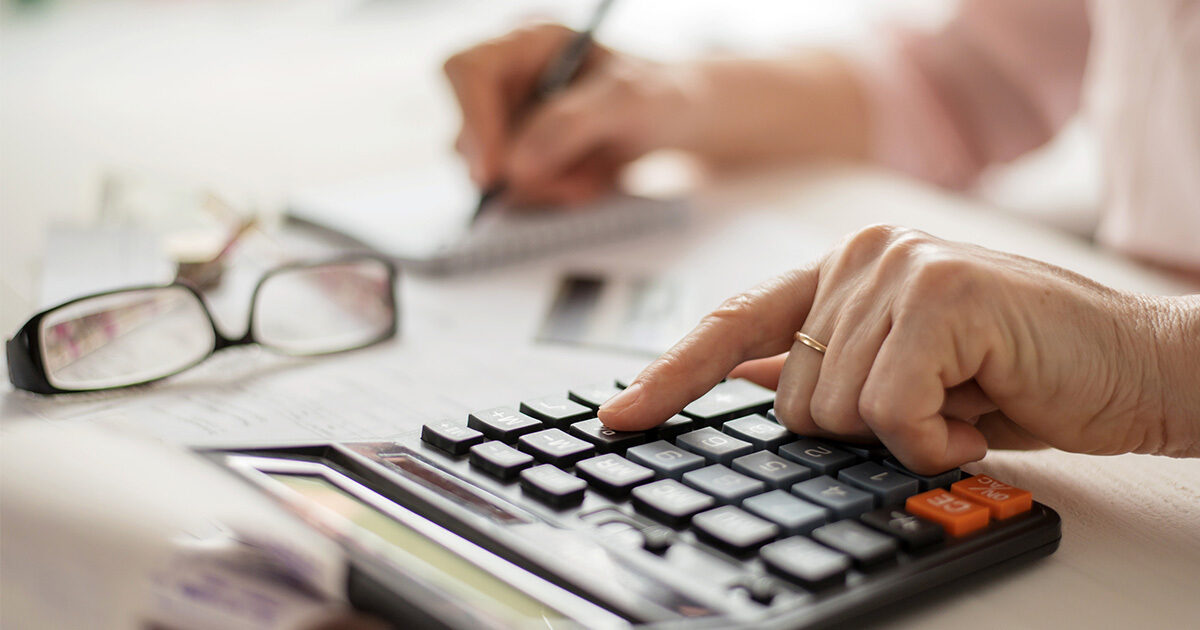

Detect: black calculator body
[213, 379, 1061, 630]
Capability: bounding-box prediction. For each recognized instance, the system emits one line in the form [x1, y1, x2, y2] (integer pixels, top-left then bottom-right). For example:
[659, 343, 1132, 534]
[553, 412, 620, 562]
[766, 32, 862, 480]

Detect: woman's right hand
[443, 23, 698, 206]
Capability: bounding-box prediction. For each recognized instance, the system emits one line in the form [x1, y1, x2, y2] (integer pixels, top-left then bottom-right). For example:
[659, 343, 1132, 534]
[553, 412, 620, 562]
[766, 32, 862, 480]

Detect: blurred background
[0, 0, 1098, 333]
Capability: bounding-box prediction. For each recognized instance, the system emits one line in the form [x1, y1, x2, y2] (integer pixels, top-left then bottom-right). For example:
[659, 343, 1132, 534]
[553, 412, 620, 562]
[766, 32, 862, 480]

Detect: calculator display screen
[266, 472, 573, 627]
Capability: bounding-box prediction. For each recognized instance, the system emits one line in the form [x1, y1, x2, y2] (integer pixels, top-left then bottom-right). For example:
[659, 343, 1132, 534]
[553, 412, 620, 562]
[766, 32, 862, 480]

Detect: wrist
[1140, 294, 1200, 457]
[669, 54, 869, 164]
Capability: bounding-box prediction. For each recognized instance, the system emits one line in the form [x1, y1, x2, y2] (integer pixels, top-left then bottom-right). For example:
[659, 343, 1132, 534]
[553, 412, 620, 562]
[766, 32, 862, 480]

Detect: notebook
[287, 164, 689, 275]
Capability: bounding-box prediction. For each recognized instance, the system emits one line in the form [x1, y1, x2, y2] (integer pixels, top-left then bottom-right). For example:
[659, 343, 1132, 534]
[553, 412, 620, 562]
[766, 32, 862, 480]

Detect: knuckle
[809, 381, 858, 430]
[705, 292, 759, 330]
[833, 223, 907, 270]
[844, 223, 902, 254]
[772, 392, 808, 433]
[906, 253, 977, 302]
[857, 386, 901, 430]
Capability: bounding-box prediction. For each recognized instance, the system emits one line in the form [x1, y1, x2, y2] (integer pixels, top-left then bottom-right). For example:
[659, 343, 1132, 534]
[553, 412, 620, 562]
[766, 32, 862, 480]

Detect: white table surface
[3, 2, 1198, 629]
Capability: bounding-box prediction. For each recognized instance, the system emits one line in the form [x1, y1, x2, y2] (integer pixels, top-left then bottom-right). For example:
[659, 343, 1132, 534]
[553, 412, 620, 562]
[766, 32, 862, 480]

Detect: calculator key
[731, 451, 813, 489]
[576, 454, 655, 495]
[778, 439, 860, 475]
[824, 439, 891, 461]
[722, 414, 794, 452]
[951, 475, 1033, 520]
[568, 419, 648, 453]
[681, 379, 776, 426]
[520, 464, 587, 508]
[742, 490, 827, 536]
[883, 458, 962, 491]
[625, 441, 706, 479]
[676, 428, 755, 464]
[631, 479, 716, 527]
[860, 508, 944, 550]
[682, 464, 766, 505]
[517, 429, 595, 468]
[420, 420, 484, 455]
[569, 383, 623, 408]
[691, 506, 780, 555]
[905, 489, 990, 537]
[519, 396, 594, 429]
[469, 441, 534, 480]
[792, 476, 875, 519]
[760, 536, 851, 588]
[652, 415, 696, 440]
[838, 461, 920, 507]
[811, 520, 899, 567]
[467, 407, 543, 442]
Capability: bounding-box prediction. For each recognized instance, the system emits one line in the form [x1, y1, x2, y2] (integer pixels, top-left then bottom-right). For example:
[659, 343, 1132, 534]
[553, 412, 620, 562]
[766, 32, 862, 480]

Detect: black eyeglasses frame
[6, 254, 398, 395]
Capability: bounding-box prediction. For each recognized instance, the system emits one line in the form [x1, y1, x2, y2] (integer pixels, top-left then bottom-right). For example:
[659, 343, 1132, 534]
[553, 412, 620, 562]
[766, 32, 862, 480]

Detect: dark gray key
[691, 506, 779, 555]
[631, 479, 716, 527]
[761, 536, 851, 588]
[676, 427, 754, 464]
[653, 415, 696, 440]
[811, 520, 898, 567]
[682, 464, 766, 505]
[681, 379, 776, 426]
[838, 461, 920, 506]
[568, 383, 623, 408]
[420, 420, 484, 455]
[742, 490, 827, 536]
[792, 476, 875, 519]
[469, 441, 534, 480]
[575, 454, 655, 495]
[467, 407, 543, 442]
[860, 508, 945, 549]
[731, 451, 813, 489]
[517, 429, 595, 467]
[568, 419, 647, 453]
[520, 464, 587, 508]
[625, 440, 706, 479]
[825, 439, 891, 461]
[722, 414, 793, 451]
[778, 439, 859, 475]
[883, 458, 962, 491]
[519, 396, 594, 429]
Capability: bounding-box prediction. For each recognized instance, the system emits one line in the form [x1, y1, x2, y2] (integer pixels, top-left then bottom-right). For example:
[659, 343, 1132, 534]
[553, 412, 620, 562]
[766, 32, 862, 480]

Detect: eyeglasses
[6, 255, 398, 394]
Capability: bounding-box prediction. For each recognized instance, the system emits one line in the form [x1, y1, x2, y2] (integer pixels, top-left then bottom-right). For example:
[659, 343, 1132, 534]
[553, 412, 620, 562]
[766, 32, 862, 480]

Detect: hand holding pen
[444, 2, 694, 211]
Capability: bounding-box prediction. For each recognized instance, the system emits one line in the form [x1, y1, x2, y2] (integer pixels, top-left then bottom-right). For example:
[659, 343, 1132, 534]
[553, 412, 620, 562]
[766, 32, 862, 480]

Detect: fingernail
[599, 382, 642, 418]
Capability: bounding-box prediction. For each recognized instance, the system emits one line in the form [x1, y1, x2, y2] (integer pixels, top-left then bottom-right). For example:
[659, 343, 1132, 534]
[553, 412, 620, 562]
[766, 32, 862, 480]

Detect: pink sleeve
[855, 0, 1091, 189]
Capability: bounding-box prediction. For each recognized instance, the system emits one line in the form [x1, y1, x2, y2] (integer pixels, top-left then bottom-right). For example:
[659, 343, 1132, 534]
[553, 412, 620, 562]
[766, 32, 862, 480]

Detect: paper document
[287, 163, 689, 274]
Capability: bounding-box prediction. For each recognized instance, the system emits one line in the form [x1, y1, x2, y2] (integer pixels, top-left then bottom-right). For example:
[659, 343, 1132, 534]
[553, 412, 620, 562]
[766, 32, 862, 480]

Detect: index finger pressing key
[599, 265, 821, 431]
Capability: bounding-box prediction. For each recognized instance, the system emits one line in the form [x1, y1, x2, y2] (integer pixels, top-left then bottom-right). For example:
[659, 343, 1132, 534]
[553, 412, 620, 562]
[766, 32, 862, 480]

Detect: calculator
[215, 378, 1061, 630]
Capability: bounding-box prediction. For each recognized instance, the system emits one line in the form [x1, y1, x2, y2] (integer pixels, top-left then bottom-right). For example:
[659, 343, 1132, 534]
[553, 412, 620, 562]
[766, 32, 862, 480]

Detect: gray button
[682, 464, 766, 505]
[676, 427, 754, 464]
[791, 476, 874, 519]
[731, 451, 813, 489]
[626, 440, 706, 478]
[742, 490, 827, 535]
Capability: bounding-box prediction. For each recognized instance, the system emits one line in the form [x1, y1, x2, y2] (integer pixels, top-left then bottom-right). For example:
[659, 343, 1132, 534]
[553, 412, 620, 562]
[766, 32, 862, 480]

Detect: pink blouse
[858, 0, 1200, 271]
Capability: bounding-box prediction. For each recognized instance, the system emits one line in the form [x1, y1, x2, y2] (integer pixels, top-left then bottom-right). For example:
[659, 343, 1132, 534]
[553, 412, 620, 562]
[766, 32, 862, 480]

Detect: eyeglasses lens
[38, 286, 216, 390]
[252, 259, 395, 356]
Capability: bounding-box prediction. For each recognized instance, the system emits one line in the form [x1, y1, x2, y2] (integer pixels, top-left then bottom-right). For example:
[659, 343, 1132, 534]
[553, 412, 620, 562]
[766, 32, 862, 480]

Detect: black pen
[469, 0, 617, 225]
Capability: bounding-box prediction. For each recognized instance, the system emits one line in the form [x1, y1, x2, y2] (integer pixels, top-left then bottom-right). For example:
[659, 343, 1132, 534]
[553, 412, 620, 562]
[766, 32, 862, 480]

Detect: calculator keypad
[419, 377, 1046, 607]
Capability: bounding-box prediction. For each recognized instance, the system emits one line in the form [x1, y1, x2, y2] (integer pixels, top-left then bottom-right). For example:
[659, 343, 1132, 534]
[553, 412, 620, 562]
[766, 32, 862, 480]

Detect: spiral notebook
[287, 164, 689, 275]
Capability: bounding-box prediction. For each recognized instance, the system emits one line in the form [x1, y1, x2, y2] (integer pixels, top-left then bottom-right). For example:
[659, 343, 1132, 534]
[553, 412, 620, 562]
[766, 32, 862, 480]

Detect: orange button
[951, 475, 1033, 520]
[905, 489, 990, 537]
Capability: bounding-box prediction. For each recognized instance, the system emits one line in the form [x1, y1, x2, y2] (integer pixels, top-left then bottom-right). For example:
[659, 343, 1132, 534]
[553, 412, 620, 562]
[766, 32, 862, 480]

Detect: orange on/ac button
[905, 489, 990, 537]
[951, 475, 1033, 520]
